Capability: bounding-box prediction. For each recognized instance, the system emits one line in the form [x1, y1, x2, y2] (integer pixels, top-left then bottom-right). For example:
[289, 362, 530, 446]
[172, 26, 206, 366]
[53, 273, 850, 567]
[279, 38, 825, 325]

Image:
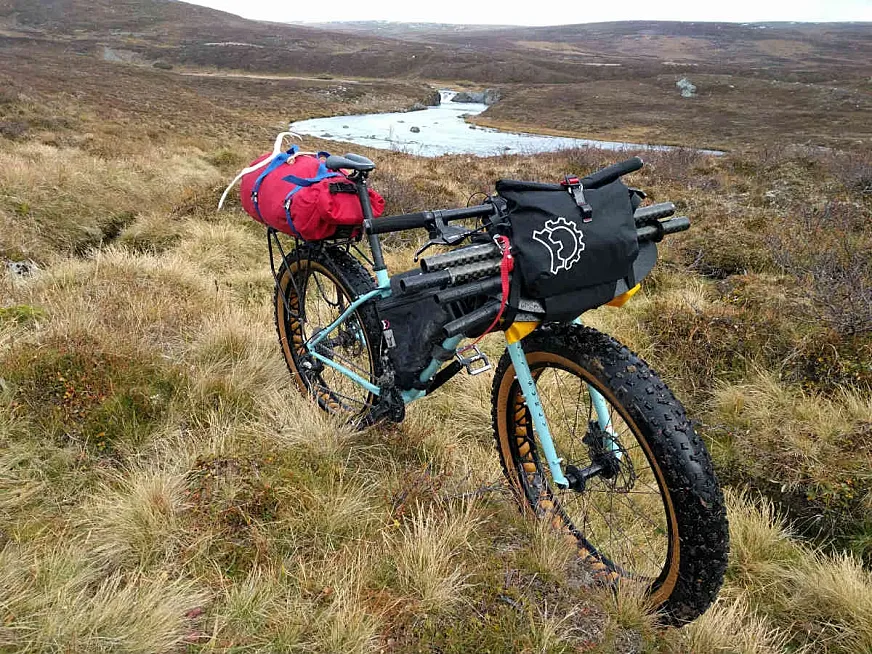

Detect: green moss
[184, 454, 284, 577]
[205, 148, 246, 170]
[0, 305, 45, 325]
[13, 200, 30, 216]
[2, 338, 179, 453]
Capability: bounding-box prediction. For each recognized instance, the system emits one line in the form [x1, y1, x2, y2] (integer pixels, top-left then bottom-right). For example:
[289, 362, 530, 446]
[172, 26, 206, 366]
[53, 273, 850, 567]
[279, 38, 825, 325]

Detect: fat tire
[491, 323, 728, 624]
[274, 245, 383, 422]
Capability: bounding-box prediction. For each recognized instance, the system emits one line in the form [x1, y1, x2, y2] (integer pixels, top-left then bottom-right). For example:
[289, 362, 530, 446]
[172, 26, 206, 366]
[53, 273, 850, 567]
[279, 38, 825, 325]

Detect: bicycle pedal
[456, 346, 492, 376]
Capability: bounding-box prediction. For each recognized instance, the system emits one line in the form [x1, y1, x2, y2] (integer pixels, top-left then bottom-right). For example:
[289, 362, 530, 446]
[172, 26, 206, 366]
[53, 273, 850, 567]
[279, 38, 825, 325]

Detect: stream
[289, 90, 722, 157]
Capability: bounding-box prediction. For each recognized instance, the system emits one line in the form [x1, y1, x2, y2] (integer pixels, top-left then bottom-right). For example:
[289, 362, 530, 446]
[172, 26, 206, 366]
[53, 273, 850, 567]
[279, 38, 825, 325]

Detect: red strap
[459, 235, 514, 353]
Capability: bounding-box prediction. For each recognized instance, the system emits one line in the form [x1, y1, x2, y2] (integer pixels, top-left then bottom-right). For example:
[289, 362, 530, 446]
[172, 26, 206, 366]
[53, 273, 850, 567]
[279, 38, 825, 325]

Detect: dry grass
[1, 41, 871, 652]
[388, 503, 479, 612]
[78, 466, 189, 571]
[0, 541, 206, 653]
[681, 597, 793, 654]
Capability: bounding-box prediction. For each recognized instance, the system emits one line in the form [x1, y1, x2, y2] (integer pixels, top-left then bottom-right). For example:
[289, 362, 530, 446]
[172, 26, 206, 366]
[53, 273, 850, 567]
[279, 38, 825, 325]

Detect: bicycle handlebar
[636, 216, 690, 241]
[580, 156, 644, 189]
[364, 204, 495, 236]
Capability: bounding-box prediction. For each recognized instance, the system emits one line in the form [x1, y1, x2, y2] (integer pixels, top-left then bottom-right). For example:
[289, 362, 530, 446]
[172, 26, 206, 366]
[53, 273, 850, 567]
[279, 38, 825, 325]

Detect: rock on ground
[677, 77, 697, 98]
[451, 89, 501, 105]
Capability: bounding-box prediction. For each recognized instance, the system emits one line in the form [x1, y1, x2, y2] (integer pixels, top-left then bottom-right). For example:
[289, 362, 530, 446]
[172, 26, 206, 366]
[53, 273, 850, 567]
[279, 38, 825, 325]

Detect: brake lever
[414, 217, 474, 261]
[413, 230, 473, 262]
[413, 240, 436, 261]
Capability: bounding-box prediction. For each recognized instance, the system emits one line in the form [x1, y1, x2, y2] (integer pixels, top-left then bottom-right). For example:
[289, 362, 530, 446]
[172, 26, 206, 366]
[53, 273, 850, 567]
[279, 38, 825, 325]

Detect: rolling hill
[4, 0, 871, 83]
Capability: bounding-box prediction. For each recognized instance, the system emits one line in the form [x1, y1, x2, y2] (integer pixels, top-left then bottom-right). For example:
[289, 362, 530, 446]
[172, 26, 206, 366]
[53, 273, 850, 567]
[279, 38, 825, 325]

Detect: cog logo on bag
[532, 216, 585, 275]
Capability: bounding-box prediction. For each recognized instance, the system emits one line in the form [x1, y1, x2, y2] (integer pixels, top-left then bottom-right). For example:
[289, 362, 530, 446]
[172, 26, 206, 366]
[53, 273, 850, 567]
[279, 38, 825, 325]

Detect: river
[289, 90, 722, 157]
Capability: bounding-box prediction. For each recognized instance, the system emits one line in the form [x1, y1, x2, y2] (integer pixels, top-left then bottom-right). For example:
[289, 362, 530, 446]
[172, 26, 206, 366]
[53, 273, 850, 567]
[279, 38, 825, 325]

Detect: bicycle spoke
[520, 364, 669, 580]
[281, 259, 377, 419]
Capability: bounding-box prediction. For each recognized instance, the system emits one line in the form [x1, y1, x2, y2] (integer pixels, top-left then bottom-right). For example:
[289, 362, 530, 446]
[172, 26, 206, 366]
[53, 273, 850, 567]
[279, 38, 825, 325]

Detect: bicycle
[267, 152, 729, 625]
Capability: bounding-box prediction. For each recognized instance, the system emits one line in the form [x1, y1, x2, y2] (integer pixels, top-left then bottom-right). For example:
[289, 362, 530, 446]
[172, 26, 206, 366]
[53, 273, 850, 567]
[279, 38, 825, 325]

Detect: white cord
[217, 131, 303, 210]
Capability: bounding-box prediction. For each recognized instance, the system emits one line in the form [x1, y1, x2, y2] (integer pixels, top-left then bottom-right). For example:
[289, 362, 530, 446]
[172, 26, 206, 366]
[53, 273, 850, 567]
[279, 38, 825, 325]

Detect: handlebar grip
[636, 216, 691, 242]
[633, 202, 675, 225]
[581, 156, 644, 189]
[661, 216, 691, 235]
[398, 270, 451, 293]
[364, 212, 431, 235]
[442, 301, 501, 338]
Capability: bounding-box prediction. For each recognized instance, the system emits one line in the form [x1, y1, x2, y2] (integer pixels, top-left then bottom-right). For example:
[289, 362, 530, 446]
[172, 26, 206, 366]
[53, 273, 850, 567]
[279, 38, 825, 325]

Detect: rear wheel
[492, 324, 728, 624]
[274, 246, 382, 422]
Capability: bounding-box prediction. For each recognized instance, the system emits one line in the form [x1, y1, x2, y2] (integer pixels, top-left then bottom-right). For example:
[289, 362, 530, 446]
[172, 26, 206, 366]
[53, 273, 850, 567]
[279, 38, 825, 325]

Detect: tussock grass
[682, 597, 792, 654]
[188, 308, 289, 408]
[0, 142, 222, 260]
[22, 247, 212, 352]
[2, 62, 871, 650]
[713, 371, 872, 546]
[0, 542, 206, 653]
[524, 520, 579, 582]
[79, 466, 189, 571]
[704, 491, 872, 654]
[389, 503, 479, 612]
[117, 210, 187, 254]
[595, 579, 659, 646]
[725, 490, 802, 581]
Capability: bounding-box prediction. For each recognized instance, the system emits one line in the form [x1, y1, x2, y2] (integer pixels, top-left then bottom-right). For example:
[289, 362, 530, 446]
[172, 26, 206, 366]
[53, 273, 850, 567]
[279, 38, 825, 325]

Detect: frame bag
[495, 177, 640, 321]
[376, 272, 453, 391]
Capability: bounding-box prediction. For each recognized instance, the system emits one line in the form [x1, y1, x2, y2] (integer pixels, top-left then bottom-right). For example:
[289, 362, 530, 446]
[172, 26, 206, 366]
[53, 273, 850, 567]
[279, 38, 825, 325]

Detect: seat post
[354, 173, 387, 275]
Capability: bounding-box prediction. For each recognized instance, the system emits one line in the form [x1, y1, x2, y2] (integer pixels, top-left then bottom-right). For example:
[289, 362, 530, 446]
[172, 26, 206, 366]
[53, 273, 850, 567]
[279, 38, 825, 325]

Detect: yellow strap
[505, 321, 540, 344]
[606, 284, 641, 308]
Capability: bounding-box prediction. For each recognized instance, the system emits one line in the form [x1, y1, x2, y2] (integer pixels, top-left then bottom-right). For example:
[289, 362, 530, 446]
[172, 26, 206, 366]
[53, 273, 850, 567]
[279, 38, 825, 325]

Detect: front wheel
[491, 324, 728, 624]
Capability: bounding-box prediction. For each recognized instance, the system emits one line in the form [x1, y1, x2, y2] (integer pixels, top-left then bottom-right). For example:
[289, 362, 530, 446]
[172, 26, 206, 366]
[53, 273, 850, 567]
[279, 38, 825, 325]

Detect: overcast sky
[184, 0, 872, 25]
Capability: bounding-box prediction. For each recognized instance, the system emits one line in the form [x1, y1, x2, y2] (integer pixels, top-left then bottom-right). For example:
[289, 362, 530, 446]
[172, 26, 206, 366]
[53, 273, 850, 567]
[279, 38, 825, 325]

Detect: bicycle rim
[276, 259, 378, 417]
[500, 352, 677, 596]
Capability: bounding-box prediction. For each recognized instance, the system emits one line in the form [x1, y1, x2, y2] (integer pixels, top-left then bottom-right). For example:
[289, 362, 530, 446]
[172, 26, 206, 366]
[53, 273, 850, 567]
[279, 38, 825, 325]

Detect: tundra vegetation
[1, 2, 871, 652]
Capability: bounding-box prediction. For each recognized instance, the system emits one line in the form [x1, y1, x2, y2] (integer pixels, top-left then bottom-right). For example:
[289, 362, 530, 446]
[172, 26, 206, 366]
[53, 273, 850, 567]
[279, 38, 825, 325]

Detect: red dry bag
[222, 140, 384, 240]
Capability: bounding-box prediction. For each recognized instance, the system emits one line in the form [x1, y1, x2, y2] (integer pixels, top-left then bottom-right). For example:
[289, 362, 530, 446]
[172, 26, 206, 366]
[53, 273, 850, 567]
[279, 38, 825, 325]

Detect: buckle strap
[561, 174, 593, 222]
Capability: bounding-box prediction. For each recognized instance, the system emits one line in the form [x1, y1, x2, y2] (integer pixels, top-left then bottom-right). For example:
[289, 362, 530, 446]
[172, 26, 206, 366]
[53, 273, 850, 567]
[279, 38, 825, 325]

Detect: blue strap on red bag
[281, 158, 341, 235]
[251, 145, 300, 221]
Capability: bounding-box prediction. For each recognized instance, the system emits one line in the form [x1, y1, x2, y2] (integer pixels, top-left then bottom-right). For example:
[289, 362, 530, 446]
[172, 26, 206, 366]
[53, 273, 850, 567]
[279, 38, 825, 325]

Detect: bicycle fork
[506, 340, 621, 490]
[507, 341, 570, 488]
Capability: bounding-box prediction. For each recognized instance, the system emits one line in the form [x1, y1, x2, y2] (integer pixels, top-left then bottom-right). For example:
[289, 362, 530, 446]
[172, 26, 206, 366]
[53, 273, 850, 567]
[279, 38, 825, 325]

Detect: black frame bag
[495, 177, 640, 322]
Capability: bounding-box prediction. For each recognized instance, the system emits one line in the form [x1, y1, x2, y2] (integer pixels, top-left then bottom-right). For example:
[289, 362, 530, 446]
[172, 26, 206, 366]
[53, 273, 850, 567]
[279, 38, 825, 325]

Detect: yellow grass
[2, 83, 871, 650]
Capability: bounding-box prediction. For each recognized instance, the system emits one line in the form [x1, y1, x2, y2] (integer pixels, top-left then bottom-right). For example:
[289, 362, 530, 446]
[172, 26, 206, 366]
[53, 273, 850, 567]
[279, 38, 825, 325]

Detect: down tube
[506, 341, 569, 489]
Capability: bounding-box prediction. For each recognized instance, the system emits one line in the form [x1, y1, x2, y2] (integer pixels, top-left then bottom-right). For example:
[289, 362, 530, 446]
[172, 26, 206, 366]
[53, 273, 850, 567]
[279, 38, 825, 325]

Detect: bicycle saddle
[325, 153, 376, 172]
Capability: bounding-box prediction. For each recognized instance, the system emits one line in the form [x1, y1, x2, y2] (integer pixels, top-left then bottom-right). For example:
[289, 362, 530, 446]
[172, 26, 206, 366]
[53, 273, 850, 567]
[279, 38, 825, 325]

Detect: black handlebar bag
[495, 178, 640, 322]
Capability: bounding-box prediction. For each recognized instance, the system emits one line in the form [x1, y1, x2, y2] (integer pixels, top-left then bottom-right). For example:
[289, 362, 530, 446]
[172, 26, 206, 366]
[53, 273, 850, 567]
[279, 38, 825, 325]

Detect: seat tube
[355, 175, 388, 285]
[506, 341, 569, 489]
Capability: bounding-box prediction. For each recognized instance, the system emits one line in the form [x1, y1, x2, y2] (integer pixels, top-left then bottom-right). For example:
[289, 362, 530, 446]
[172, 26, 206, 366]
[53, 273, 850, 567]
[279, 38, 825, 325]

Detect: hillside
[298, 20, 516, 38]
[5, 1, 871, 83]
[434, 21, 872, 75]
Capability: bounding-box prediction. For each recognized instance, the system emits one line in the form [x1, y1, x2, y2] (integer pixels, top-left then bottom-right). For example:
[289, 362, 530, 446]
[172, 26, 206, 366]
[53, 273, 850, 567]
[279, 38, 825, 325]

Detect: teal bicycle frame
[298, 175, 618, 491]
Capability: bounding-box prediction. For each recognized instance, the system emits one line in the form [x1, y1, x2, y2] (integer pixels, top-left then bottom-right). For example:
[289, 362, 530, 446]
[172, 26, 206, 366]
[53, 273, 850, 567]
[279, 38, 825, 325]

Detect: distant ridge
[2, 1, 870, 81]
[295, 20, 516, 38]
